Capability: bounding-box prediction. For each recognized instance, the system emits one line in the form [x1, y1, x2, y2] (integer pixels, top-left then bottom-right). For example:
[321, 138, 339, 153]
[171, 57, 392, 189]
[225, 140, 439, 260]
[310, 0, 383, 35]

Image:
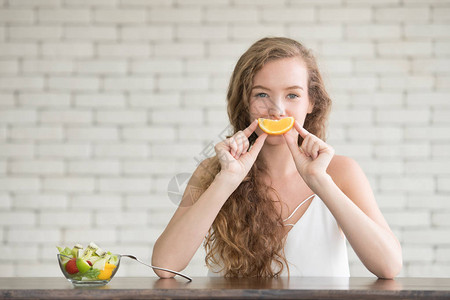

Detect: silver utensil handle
[122, 255, 192, 281]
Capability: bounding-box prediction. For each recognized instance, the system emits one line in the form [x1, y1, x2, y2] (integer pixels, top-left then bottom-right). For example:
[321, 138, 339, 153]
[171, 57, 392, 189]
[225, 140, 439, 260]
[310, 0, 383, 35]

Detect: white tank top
[207, 195, 350, 277]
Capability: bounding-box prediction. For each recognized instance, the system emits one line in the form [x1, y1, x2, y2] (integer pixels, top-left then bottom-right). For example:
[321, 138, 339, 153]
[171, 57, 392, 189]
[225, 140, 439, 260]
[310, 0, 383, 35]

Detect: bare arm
[151, 120, 267, 278]
[284, 121, 402, 279]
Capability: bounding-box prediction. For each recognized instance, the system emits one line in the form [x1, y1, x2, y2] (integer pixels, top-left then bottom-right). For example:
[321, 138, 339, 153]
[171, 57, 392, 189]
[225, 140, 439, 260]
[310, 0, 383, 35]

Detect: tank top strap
[283, 194, 316, 222]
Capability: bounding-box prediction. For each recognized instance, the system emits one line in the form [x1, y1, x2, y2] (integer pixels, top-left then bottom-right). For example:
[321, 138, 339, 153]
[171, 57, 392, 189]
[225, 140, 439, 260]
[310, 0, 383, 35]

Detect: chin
[264, 134, 286, 145]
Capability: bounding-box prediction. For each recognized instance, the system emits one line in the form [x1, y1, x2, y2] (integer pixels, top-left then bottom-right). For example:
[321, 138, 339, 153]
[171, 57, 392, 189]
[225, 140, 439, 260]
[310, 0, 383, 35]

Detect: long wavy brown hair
[202, 37, 332, 277]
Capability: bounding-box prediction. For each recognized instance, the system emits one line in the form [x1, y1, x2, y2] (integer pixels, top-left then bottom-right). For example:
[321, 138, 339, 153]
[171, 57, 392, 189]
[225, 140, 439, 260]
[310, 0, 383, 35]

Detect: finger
[247, 133, 267, 159]
[229, 138, 237, 158]
[301, 135, 312, 157]
[310, 140, 320, 160]
[242, 119, 259, 138]
[283, 132, 306, 163]
[234, 131, 248, 158]
[241, 137, 250, 155]
[293, 121, 309, 139]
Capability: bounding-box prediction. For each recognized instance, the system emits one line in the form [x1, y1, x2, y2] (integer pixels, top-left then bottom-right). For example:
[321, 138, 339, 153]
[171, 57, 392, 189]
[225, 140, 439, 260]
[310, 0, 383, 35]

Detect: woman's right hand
[214, 119, 267, 182]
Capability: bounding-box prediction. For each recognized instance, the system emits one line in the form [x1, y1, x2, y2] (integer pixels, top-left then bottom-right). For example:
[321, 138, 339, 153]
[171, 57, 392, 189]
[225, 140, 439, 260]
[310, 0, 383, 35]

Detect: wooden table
[1, 277, 450, 299]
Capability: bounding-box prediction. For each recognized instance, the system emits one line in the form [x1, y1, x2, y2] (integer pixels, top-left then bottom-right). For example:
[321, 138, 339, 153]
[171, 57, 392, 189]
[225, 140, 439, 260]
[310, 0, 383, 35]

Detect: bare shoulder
[327, 154, 366, 193]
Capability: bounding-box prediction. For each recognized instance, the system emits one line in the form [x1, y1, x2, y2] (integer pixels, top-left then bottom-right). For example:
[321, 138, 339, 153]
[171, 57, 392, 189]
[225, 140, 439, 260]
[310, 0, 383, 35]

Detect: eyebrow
[252, 85, 304, 91]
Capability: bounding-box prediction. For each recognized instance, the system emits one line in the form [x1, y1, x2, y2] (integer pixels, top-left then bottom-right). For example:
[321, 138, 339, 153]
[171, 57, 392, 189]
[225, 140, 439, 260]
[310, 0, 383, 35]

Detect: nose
[268, 97, 286, 119]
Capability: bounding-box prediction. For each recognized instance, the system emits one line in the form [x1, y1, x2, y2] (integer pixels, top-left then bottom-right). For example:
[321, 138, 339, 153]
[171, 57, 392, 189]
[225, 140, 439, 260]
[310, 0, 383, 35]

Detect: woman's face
[249, 57, 313, 144]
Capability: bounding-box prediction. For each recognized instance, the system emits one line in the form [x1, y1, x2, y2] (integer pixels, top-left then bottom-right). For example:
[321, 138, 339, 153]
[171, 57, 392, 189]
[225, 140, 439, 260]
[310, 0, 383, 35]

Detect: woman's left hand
[283, 121, 335, 185]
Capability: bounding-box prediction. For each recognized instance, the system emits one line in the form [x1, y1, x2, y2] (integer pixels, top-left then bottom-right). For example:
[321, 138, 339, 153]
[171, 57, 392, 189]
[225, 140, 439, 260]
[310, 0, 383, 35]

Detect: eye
[255, 92, 269, 98]
[287, 94, 299, 100]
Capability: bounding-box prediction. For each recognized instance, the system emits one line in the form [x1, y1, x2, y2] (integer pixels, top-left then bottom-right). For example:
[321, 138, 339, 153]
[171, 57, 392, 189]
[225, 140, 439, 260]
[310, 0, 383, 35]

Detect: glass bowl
[57, 254, 121, 287]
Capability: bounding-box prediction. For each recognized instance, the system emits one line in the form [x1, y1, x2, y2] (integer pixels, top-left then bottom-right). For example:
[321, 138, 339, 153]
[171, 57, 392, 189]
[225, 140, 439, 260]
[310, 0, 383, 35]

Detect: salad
[57, 242, 119, 281]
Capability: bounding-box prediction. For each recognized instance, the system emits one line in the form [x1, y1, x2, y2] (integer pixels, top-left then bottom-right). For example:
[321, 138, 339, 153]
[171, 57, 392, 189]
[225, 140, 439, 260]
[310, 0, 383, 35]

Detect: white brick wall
[0, 0, 449, 278]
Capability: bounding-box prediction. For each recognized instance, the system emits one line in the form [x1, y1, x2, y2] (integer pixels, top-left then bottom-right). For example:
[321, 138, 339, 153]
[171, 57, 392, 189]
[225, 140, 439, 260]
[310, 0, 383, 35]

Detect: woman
[152, 37, 402, 279]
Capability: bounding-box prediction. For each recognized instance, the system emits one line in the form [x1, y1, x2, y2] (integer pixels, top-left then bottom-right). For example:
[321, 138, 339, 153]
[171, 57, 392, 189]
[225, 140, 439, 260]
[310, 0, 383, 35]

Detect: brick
[376, 193, 406, 210]
[94, 9, 146, 23]
[405, 24, 450, 39]
[65, 25, 117, 40]
[71, 194, 122, 209]
[375, 7, 429, 22]
[154, 42, 205, 58]
[64, 0, 117, 6]
[119, 227, 163, 243]
[40, 110, 92, 124]
[121, 127, 176, 142]
[328, 76, 377, 92]
[437, 177, 450, 192]
[176, 25, 228, 41]
[74, 93, 126, 108]
[185, 59, 233, 75]
[433, 110, 450, 124]
[405, 126, 450, 141]
[9, 25, 62, 40]
[333, 143, 372, 158]
[375, 109, 429, 124]
[0, 245, 39, 261]
[321, 42, 375, 58]
[120, 25, 173, 41]
[0, 61, 18, 74]
[158, 76, 209, 91]
[231, 25, 286, 40]
[0, 109, 36, 123]
[402, 246, 434, 262]
[10, 126, 63, 140]
[38, 8, 91, 23]
[329, 109, 372, 125]
[178, 124, 229, 142]
[358, 159, 403, 175]
[42, 42, 94, 57]
[288, 24, 343, 40]
[0, 9, 34, 23]
[432, 144, 450, 158]
[346, 24, 401, 39]
[68, 160, 121, 175]
[0, 212, 36, 225]
[8, 0, 60, 7]
[355, 59, 410, 74]
[103, 77, 154, 91]
[433, 213, 450, 226]
[120, 0, 172, 7]
[129, 93, 181, 108]
[97, 43, 150, 57]
[261, 8, 314, 23]
[319, 7, 372, 22]
[76, 60, 127, 74]
[0, 93, 15, 107]
[124, 194, 172, 209]
[123, 160, 177, 175]
[96, 211, 147, 226]
[14, 194, 69, 209]
[206, 108, 229, 125]
[0, 143, 34, 157]
[436, 247, 450, 262]
[375, 143, 430, 159]
[378, 41, 432, 57]
[182, 92, 226, 108]
[413, 59, 450, 74]
[18, 92, 71, 107]
[99, 177, 152, 192]
[152, 143, 202, 158]
[48, 76, 100, 91]
[436, 76, 450, 91]
[0, 43, 38, 56]
[96, 110, 147, 124]
[64, 229, 117, 244]
[10, 160, 64, 175]
[43, 177, 95, 192]
[403, 229, 450, 245]
[348, 126, 402, 142]
[150, 7, 202, 23]
[0, 77, 44, 90]
[150, 109, 203, 124]
[207, 42, 251, 58]
[407, 92, 450, 107]
[37, 143, 90, 158]
[435, 42, 450, 56]
[379, 176, 434, 192]
[66, 126, 119, 141]
[380, 76, 434, 91]
[205, 8, 257, 23]
[93, 143, 148, 158]
[384, 211, 430, 227]
[7, 229, 60, 243]
[131, 59, 183, 74]
[349, 92, 403, 108]
[39, 211, 92, 226]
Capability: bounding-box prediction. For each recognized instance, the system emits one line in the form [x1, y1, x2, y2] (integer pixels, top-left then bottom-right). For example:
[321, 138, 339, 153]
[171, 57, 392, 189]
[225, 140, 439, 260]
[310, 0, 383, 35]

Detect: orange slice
[258, 117, 295, 135]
